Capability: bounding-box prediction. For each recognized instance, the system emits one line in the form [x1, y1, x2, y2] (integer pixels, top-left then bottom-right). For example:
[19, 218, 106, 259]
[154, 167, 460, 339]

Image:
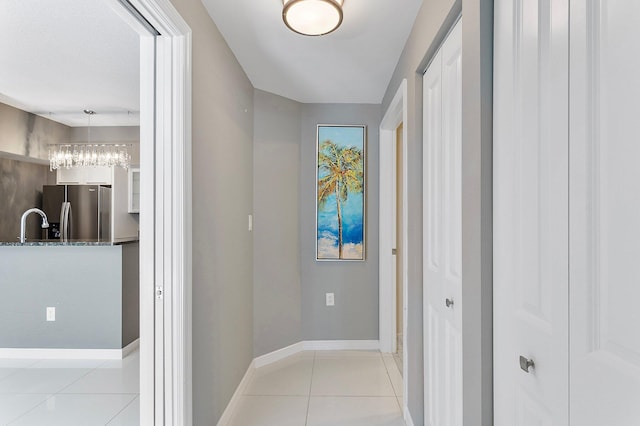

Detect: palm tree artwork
[316, 125, 365, 260]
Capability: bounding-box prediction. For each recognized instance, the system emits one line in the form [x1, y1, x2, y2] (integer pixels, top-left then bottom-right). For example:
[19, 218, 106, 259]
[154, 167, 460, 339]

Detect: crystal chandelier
[49, 110, 131, 171]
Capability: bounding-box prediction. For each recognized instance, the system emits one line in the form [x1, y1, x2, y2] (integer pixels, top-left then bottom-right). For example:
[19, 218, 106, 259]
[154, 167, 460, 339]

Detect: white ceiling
[0, 0, 423, 128]
[201, 0, 423, 104]
[0, 0, 140, 127]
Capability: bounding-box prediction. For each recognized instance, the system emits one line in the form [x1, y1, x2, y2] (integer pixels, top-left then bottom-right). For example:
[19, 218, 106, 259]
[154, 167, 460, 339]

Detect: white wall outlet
[46, 307, 56, 322]
[326, 292, 335, 306]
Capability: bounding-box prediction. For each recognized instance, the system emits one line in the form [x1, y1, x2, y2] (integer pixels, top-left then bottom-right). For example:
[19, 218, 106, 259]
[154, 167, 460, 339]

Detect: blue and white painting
[316, 125, 365, 260]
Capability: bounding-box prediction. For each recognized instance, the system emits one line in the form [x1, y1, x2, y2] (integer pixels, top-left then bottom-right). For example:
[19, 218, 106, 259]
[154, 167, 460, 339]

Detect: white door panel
[424, 46, 444, 426]
[423, 19, 462, 426]
[569, 1, 640, 425]
[494, 0, 569, 424]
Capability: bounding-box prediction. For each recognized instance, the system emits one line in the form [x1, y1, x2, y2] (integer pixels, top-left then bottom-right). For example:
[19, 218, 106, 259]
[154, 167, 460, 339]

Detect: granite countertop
[0, 237, 139, 246]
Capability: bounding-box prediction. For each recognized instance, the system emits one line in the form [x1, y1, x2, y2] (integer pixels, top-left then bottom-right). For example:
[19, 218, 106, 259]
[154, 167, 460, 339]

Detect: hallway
[228, 350, 404, 426]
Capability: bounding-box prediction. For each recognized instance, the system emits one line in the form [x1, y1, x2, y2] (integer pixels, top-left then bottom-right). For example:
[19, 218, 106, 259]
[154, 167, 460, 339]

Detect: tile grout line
[2, 360, 104, 425]
[380, 352, 404, 412]
[0, 358, 41, 387]
[2, 352, 139, 425]
[304, 351, 316, 426]
[4, 394, 53, 425]
[104, 393, 139, 425]
[53, 364, 102, 394]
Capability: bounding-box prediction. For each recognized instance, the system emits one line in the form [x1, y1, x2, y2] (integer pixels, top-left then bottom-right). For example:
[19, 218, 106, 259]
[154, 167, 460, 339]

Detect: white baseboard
[303, 340, 380, 351]
[404, 406, 415, 426]
[254, 342, 304, 368]
[253, 340, 380, 368]
[0, 338, 140, 360]
[122, 338, 140, 357]
[216, 360, 255, 426]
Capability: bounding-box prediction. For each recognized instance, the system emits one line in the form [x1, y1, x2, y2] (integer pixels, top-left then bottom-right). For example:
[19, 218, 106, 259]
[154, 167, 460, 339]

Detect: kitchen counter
[0, 241, 139, 353]
[0, 237, 139, 246]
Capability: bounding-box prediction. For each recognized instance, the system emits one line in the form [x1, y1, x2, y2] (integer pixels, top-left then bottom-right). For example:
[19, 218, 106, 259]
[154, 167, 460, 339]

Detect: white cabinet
[56, 167, 83, 184]
[56, 166, 113, 185]
[128, 167, 140, 213]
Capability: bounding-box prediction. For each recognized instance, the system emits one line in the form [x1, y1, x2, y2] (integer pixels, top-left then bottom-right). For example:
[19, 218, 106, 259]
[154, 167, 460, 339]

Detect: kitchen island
[0, 238, 139, 358]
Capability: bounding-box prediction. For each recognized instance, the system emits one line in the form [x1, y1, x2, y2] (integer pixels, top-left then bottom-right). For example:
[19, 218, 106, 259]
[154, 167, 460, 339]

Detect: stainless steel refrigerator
[42, 185, 112, 241]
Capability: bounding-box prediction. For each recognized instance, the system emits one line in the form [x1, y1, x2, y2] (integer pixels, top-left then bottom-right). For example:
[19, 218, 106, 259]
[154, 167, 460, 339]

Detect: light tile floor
[230, 350, 405, 426]
[0, 349, 139, 425]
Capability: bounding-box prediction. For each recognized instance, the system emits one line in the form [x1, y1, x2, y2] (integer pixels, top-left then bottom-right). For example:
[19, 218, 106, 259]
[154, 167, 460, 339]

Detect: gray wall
[168, 0, 255, 423]
[381, 0, 493, 424]
[0, 102, 70, 161]
[0, 246, 124, 349]
[300, 103, 381, 341]
[253, 89, 302, 357]
[0, 157, 55, 241]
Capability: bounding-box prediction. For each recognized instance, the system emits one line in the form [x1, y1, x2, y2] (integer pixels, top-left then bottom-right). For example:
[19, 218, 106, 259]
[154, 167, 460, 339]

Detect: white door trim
[110, 0, 192, 424]
[379, 78, 409, 412]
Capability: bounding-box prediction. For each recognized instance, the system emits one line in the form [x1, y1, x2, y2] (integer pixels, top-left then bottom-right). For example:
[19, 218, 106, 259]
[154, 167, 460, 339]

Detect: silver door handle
[519, 356, 535, 373]
[445, 298, 454, 308]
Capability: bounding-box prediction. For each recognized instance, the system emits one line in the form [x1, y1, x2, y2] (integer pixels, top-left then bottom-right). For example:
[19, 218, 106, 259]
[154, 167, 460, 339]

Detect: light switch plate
[326, 293, 335, 306]
[46, 307, 56, 322]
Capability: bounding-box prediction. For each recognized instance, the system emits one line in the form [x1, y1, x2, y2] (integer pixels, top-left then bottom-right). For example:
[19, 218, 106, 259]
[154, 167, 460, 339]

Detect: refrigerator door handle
[59, 203, 66, 240]
[67, 203, 72, 240]
[97, 188, 102, 240]
[60, 202, 72, 241]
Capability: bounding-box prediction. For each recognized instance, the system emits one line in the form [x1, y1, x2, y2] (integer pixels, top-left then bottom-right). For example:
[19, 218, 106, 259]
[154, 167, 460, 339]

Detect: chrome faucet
[20, 208, 49, 243]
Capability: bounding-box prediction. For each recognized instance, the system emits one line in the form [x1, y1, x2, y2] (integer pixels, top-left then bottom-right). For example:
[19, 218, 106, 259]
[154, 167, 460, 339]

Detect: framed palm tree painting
[316, 124, 366, 261]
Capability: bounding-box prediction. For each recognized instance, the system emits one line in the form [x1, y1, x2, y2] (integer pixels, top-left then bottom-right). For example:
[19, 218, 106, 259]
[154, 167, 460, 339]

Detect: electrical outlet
[326, 293, 335, 306]
[46, 307, 56, 322]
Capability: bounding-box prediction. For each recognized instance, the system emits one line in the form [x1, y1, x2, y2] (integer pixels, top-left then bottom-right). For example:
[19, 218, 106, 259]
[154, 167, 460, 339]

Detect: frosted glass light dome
[282, 0, 344, 36]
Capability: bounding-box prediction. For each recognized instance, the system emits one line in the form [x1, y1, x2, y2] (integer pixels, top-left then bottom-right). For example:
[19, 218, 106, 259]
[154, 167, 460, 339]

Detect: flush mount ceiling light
[283, 0, 344, 36]
[49, 110, 131, 171]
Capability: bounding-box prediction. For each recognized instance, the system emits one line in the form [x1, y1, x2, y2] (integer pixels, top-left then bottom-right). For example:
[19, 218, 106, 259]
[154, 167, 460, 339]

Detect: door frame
[109, 0, 192, 424]
[379, 79, 409, 412]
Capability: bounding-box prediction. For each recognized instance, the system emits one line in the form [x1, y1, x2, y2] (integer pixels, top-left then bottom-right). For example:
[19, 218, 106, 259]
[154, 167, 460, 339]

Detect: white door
[423, 19, 462, 426]
[569, 1, 640, 424]
[493, 0, 569, 424]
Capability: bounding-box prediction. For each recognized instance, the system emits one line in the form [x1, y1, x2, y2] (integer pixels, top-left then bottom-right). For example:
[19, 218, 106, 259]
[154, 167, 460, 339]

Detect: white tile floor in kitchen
[229, 350, 405, 426]
[0, 348, 139, 425]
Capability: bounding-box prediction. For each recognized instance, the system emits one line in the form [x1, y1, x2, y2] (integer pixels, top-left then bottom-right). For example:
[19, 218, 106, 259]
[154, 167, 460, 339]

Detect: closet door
[493, 0, 569, 425]
[569, 2, 640, 425]
[423, 19, 462, 426]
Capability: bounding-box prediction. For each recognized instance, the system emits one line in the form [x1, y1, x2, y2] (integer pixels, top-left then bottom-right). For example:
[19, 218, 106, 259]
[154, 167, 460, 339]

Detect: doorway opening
[393, 122, 404, 375]
[379, 78, 408, 416]
[112, 0, 192, 423]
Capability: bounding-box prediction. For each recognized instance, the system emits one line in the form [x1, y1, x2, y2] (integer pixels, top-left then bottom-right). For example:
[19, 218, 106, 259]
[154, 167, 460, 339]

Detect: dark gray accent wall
[0, 102, 68, 242]
[253, 90, 302, 357]
[168, 0, 255, 424]
[121, 242, 140, 347]
[0, 157, 56, 242]
[381, 0, 493, 424]
[0, 102, 70, 161]
[300, 103, 381, 341]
